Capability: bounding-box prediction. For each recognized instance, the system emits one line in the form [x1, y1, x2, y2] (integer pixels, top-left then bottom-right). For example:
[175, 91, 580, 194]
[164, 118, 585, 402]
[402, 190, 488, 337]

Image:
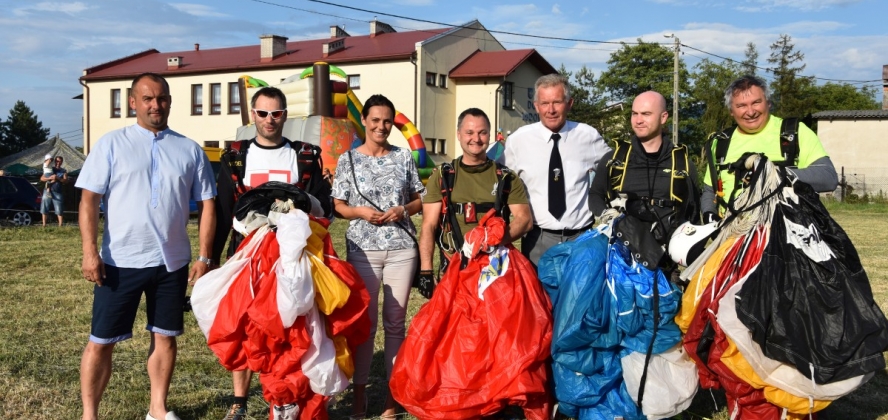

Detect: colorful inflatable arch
[300, 65, 434, 177]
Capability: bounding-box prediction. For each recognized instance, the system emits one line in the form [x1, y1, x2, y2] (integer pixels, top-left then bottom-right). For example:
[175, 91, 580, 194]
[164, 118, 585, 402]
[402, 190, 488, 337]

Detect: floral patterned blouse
[331, 147, 426, 252]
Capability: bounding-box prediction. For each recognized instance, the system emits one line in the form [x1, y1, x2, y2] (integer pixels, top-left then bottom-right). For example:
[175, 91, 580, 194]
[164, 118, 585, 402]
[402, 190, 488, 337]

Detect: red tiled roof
[449, 49, 557, 78]
[81, 28, 449, 81]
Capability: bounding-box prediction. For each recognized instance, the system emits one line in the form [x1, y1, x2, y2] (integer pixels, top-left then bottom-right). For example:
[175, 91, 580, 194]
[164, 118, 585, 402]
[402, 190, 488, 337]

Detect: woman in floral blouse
[331, 94, 424, 419]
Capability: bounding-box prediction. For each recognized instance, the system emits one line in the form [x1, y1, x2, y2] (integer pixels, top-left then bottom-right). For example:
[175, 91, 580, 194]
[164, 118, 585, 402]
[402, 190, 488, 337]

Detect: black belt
[535, 222, 595, 237]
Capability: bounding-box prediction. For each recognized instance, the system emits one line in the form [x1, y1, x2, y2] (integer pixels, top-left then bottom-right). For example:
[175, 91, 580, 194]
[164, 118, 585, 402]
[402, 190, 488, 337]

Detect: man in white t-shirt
[208, 86, 332, 420]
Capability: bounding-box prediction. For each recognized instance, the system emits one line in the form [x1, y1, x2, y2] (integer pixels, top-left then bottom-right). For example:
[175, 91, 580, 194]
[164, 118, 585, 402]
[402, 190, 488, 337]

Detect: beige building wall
[83, 60, 416, 152]
[817, 119, 886, 170]
[416, 23, 504, 157]
[500, 61, 544, 137]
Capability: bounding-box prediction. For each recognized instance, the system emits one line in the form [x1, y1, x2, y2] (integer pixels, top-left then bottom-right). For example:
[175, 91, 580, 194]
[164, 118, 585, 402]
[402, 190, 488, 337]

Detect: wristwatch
[402, 205, 409, 218]
[196, 255, 213, 265]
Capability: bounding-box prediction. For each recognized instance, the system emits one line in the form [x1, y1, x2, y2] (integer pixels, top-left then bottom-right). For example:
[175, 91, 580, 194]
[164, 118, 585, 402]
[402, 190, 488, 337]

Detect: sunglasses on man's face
[253, 109, 286, 119]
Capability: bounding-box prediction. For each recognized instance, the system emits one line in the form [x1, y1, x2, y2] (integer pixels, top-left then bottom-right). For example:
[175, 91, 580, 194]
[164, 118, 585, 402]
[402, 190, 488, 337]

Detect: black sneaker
[222, 404, 247, 420]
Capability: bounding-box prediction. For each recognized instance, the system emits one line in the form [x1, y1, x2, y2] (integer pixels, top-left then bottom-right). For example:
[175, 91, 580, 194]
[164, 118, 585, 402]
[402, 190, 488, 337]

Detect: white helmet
[668, 222, 718, 266]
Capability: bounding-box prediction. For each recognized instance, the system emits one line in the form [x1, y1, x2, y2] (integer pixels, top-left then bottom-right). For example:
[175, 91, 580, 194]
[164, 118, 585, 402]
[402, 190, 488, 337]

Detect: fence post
[841, 166, 846, 202]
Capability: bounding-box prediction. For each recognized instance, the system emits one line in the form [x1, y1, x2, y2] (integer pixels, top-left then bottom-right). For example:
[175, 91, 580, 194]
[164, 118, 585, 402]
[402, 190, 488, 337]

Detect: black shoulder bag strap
[492, 163, 512, 221]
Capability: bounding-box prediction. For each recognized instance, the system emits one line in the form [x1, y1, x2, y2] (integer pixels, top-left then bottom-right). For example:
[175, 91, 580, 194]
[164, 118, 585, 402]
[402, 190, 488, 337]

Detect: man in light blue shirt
[76, 73, 217, 420]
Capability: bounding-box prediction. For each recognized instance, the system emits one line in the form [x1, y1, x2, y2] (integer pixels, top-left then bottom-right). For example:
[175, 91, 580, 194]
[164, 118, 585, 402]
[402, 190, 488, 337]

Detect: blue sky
[1, 0, 886, 148]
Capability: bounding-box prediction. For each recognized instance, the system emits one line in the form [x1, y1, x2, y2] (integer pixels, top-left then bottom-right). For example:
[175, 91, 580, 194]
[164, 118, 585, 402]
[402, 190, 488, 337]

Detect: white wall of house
[415, 23, 504, 156]
[83, 60, 420, 151]
[817, 118, 887, 171]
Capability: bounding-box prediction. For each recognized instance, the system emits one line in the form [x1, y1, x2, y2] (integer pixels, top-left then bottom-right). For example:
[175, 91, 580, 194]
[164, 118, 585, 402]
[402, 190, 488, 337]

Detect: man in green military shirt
[419, 108, 532, 280]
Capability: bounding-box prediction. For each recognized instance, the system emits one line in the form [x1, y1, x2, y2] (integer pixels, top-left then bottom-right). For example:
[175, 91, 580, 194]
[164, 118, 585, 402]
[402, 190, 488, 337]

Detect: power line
[54, 128, 82, 136]
[681, 44, 882, 84]
[251, 0, 647, 45]
[249, 0, 883, 86]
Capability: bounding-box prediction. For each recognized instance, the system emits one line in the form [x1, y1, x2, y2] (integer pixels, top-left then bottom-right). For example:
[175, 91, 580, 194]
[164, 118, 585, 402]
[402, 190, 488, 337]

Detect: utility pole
[664, 34, 680, 144]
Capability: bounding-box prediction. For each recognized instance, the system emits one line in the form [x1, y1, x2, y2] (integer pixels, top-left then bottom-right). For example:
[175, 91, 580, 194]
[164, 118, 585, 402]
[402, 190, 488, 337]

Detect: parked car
[0, 176, 42, 226]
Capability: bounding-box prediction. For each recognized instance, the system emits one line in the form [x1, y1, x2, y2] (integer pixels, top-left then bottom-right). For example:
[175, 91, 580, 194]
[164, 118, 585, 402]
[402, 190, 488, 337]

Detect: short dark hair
[361, 94, 396, 119]
[251, 87, 287, 109]
[130, 73, 169, 95]
[457, 108, 491, 131]
[724, 75, 769, 108]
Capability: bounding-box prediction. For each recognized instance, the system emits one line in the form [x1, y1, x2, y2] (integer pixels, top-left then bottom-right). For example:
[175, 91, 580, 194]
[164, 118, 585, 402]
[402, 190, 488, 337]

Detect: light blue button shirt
[76, 125, 217, 271]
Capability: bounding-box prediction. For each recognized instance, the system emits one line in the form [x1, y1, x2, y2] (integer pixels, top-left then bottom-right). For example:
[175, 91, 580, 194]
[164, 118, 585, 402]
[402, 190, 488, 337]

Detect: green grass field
[0, 204, 886, 419]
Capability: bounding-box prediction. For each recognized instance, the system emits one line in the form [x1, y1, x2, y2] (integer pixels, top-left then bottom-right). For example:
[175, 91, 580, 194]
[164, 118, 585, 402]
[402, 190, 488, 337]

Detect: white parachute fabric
[300, 305, 349, 396]
[622, 344, 698, 419]
[275, 212, 316, 328]
[191, 226, 270, 337]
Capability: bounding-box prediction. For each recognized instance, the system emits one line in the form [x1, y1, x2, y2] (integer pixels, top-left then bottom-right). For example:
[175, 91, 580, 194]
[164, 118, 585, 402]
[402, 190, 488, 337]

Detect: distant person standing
[40, 154, 68, 226]
[503, 74, 610, 266]
[76, 72, 217, 420]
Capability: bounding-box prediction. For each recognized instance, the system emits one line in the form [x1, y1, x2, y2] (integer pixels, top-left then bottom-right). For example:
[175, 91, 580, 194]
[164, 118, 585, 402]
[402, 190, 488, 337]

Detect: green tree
[0, 101, 50, 158]
[767, 34, 813, 118]
[689, 58, 743, 139]
[741, 42, 759, 75]
[808, 82, 881, 112]
[559, 64, 621, 141]
[597, 39, 692, 142]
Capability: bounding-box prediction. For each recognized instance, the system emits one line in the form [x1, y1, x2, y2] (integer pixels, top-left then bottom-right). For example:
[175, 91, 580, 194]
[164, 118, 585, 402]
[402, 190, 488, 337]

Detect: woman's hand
[378, 206, 407, 224]
[356, 206, 385, 224]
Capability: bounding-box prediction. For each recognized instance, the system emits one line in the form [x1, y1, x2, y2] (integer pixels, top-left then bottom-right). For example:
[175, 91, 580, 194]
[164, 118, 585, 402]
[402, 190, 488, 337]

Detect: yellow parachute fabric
[720, 339, 831, 414]
[305, 220, 351, 314]
[304, 219, 355, 377]
[331, 334, 354, 378]
[676, 237, 739, 333]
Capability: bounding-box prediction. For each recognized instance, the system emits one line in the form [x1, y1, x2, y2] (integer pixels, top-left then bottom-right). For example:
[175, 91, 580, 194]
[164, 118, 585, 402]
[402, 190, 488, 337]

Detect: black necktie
[548, 133, 566, 220]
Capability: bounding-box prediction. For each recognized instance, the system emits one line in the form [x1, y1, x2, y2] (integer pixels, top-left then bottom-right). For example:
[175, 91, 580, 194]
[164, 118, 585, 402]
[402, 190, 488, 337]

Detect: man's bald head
[633, 91, 667, 114]
[631, 91, 669, 145]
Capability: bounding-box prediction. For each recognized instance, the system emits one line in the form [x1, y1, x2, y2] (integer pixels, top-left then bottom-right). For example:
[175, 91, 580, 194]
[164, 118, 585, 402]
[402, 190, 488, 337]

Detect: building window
[204, 141, 220, 148]
[228, 82, 240, 114]
[348, 74, 361, 90]
[191, 84, 203, 115]
[224, 141, 235, 149]
[438, 74, 447, 88]
[437, 139, 446, 155]
[426, 72, 436, 86]
[125, 88, 136, 117]
[210, 83, 221, 115]
[502, 82, 514, 110]
[426, 138, 437, 155]
[111, 89, 121, 118]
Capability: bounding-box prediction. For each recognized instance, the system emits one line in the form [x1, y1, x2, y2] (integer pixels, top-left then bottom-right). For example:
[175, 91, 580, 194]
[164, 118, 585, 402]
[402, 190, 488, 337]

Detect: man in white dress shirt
[503, 74, 611, 267]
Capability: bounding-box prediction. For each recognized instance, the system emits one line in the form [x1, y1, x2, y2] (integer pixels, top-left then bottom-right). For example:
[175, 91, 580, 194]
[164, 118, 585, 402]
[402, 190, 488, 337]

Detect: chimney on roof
[330, 25, 350, 39]
[167, 56, 182, 70]
[370, 19, 396, 38]
[194, 43, 200, 51]
[260, 34, 288, 63]
[323, 38, 345, 58]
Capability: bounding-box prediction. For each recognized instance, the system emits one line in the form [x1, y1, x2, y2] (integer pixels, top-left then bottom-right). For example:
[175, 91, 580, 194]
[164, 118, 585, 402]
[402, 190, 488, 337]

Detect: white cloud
[736, 0, 862, 12]
[552, 4, 562, 14]
[169, 3, 228, 18]
[13, 2, 89, 16]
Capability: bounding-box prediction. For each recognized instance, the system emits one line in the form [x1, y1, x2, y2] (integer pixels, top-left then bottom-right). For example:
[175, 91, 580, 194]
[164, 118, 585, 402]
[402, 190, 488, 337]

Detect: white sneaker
[272, 403, 300, 420]
[146, 411, 181, 420]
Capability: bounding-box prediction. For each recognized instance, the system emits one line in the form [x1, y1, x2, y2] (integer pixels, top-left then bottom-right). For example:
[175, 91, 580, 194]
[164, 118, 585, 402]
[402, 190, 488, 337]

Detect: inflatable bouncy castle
[233, 62, 436, 179]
